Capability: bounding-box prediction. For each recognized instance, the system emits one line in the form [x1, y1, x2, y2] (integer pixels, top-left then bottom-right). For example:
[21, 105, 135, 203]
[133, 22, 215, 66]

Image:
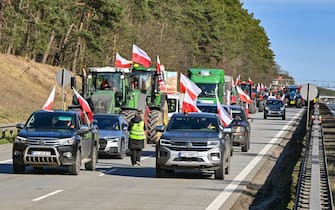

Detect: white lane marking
[0, 159, 12, 164]
[98, 155, 154, 176]
[206, 109, 304, 210]
[32, 189, 64, 202]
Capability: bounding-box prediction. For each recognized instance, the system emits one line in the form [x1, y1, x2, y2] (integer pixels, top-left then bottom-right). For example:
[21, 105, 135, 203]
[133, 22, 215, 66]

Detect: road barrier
[0, 123, 17, 139]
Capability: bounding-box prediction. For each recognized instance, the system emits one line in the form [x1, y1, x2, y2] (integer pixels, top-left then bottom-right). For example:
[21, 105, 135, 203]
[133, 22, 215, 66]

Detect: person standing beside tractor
[128, 111, 146, 166]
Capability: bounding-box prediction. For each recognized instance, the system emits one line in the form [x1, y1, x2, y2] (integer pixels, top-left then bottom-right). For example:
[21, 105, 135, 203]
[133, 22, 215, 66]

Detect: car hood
[98, 129, 123, 138]
[18, 129, 76, 139]
[266, 104, 282, 110]
[161, 131, 220, 140]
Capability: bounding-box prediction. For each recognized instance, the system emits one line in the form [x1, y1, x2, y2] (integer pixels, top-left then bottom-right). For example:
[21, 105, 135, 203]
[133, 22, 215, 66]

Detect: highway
[0, 108, 304, 210]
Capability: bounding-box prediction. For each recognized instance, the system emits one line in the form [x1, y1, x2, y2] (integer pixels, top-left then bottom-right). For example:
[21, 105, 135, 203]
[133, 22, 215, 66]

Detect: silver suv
[155, 112, 231, 179]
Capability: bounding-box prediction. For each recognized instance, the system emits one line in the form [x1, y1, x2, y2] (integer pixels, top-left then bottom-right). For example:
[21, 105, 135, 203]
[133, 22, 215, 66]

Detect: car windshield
[231, 109, 246, 121]
[197, 84, 217, 97]
[167, 116, 219, 131]
[198, 105, 229, 114]
[26, 112, 76, 130]
[266, 100, 282, 105]
[94, 116, 120, 130]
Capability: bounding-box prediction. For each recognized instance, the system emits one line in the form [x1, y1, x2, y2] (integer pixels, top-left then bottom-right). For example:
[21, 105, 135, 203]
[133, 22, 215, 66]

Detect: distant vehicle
[94, 114, 129, 159]
[12, 110, 98, 175]
[284, 85, 303, 108]
[264, 99, 286, 120]
[155, 112, 232, 180]
[228, 105, 252, 152]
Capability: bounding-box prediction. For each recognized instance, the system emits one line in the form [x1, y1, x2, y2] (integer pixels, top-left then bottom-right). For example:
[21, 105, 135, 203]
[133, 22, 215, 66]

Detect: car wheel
[69, 150, 81, 175]
[241, 134, 248, 152]
[214, 151, 225, 180]
[85, 145, 97, 170]
[13, 162, 25, 174]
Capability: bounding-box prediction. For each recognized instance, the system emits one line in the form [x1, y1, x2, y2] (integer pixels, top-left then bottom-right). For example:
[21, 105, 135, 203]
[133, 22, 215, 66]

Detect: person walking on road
[128, 111, 146, 166]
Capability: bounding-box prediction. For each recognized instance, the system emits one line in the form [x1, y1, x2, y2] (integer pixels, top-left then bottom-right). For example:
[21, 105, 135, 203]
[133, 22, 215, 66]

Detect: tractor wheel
[120, 110, 138, 123]
[147, 110, 163, 144]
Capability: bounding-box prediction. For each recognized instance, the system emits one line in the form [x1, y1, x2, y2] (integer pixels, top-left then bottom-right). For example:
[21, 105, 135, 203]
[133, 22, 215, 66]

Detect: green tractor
[76, 66, 168, 143]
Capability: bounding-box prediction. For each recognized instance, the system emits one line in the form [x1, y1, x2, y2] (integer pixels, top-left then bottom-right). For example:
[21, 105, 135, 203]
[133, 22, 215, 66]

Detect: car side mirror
[16, 123, 25, 129]
[78, 125, 90, 134]
[155, 125, 165, 132]
[122, 124, 128, 131]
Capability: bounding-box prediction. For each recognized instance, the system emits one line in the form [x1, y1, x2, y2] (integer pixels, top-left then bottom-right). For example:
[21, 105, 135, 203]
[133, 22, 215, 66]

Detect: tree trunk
[42, 30, 55, 64]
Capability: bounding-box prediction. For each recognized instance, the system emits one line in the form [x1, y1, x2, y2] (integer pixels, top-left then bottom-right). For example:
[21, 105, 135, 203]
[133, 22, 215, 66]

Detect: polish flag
[156, 55, 166, 90]
[245, 103, 249, 118]
[248, 77, 253, 85]
[236, 86, 252, 104]
[132, 44, 151, 68]
[42, 86, 56, 111]
[181, 89, 201, 113]
[180, 73, 202, 100]
[73, 88, 93, 123]
[216, 91, 233, 127]
[235, 75, 241, 85]
[115, 52, 132, 68]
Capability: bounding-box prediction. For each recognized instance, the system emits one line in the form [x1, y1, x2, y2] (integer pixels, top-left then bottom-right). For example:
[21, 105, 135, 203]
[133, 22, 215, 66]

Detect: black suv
[264, 99, 286, 120]
[12, 110, 99, 175]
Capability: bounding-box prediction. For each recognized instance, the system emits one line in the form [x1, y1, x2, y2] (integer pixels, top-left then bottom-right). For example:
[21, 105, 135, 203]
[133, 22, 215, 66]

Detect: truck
[188, 68, 225, 104]
[74, 66, 168, 143]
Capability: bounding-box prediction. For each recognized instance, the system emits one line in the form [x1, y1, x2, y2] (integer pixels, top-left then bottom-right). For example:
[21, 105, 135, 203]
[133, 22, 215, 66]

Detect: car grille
[99, 139, 107, 150]
[27, 137, 60, 146]
[173, 157, 204, 162]
[161, 140, 214, 152]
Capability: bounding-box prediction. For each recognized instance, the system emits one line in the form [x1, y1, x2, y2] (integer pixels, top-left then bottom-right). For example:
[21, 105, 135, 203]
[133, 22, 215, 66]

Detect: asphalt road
[0, 108, 304, 210]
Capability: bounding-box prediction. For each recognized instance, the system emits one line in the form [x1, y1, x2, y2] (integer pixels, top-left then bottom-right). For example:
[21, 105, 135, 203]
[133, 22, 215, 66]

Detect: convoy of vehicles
[155, 112, 232, 179]
[13, 110, 98, 175]
[94, 114, 129, 159]
[264, 99, 286, 120]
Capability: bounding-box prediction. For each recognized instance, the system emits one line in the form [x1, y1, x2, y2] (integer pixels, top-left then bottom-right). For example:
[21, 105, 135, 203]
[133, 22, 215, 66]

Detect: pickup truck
[12, 110, 98, 175]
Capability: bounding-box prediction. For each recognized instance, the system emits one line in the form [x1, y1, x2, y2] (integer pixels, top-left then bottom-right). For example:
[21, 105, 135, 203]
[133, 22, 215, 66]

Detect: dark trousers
[130, 149, 142, 165]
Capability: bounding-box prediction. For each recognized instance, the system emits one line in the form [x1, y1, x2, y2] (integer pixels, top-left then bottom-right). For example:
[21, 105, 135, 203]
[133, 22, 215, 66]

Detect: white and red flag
[132, 44, 151, 68]
[156, 54, 166, 89]
[73, 88, 93, 123]
[42, 86, 56, 111]
[216, 89, 233, 127]
[236, 86, 252, 104]
[180, 73, 202, 100]
[115, 52, 132, 68]
[235, 75, 241, 85]
[248, 77, 253, 85]
[181, 89, 201, 113]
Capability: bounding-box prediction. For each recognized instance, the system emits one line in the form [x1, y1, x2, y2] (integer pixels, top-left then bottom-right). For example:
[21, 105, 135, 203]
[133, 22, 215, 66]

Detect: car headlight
[160, 139, 171, 145]
[207, 141, 219, 146]
[105, 137, 120, 143]
[58, 137, 75, 146]
[15, 136, 27, 143]
[232, 126, 245, 133]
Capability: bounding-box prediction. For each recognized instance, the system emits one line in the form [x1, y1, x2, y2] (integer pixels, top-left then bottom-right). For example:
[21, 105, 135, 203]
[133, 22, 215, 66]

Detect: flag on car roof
[115, 52, 132, 68]
[73, 88, 93, 123]
[215, 88, 233, 126]
[42, 86, 56, 111]
[132, 44, 151, 68]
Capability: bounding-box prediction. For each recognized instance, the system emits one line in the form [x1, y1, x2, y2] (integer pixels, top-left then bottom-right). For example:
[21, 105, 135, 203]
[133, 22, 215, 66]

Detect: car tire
[214, 152, 225, 180]
[242, 134, 248, 152]
[69, 150, 81, 175]
[85, 145, 97, 170]
[13, 162, 25, 174]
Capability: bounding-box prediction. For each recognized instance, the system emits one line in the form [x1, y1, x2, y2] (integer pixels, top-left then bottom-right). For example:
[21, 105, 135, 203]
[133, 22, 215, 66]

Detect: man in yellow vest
[128, 111, 146, 166]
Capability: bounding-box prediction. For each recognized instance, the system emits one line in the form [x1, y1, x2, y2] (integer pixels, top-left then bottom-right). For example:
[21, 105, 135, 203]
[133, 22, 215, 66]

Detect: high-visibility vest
[129, 121, 145, 140]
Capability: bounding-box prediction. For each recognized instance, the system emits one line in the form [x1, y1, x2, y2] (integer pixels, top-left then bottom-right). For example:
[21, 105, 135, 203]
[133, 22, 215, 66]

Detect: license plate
[32, 151, 51, 156]
[290, 101, 295, 104]
[178, 152, 198, 158]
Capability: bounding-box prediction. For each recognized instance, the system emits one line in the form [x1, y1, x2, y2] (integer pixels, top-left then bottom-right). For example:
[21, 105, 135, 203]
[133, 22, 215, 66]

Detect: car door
[121, 117, 129, 150]
[78, 115, 92, 159]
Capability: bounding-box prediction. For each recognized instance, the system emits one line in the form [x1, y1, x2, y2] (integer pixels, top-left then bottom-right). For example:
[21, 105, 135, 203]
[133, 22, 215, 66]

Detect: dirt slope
[0, 54, 73, 123]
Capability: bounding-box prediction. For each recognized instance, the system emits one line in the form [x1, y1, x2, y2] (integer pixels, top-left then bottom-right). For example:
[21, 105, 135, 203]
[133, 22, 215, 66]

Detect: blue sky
[242, 0, 335, 86]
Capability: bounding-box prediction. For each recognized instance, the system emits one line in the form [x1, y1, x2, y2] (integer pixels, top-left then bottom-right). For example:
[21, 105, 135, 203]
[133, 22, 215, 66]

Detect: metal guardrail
[0, 123, 17, 139]
[294, 106, 333, 209]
